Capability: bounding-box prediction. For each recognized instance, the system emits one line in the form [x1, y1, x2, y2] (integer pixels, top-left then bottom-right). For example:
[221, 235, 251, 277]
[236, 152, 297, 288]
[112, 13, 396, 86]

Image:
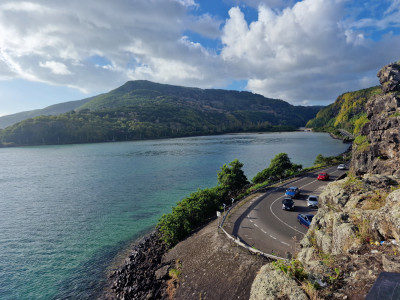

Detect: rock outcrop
[297, 176, 400, 299]
[352, 61, 400, 177]
[296, 61, 400, 299]
[249, 264, 308, 300]
[107, 231, 171, 300]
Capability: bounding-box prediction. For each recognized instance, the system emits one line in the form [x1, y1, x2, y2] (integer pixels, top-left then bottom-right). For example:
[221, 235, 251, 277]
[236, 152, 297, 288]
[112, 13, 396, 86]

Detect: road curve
[224, 166, 346, 258]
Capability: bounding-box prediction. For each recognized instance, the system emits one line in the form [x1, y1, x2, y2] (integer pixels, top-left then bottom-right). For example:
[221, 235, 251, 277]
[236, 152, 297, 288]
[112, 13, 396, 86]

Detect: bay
[0, 132, 348, 299]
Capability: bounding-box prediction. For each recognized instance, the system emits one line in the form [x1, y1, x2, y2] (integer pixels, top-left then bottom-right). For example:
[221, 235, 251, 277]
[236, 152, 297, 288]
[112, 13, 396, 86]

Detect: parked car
[317, 172, 329, 180]
[297, 214, 314, 228]
[282, 197, 295, 211]
[285, 186, 300, 198]
[307, 195, 318, 208]
[337, 164, 347, 170]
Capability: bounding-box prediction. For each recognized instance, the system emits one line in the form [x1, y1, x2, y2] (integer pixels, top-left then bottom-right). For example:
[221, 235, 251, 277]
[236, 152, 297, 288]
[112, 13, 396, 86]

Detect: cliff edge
[352, 62, 400, 177]
[250, 62, 400, 300]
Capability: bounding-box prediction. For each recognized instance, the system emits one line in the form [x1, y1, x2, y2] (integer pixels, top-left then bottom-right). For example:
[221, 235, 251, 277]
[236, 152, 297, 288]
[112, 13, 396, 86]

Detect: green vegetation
[252, 153, 302, 184]
[272, 259, 308, 281]
[306, 86, 381, 135]
[388, 112, 400, 118]
[217, 159, 249, 195]
[0, 80, 322, 147]
[157, 159, 248, 246]
[354, 135, 370, 151]
[313, 153, 349, 168]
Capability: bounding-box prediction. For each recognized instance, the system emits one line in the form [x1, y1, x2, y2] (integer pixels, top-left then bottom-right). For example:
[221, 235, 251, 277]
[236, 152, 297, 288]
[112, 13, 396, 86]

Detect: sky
[0, 0, 400, 116]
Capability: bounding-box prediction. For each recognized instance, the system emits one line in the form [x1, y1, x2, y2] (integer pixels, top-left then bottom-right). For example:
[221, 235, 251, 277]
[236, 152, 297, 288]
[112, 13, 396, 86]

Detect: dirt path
[163, 218, 269, 300]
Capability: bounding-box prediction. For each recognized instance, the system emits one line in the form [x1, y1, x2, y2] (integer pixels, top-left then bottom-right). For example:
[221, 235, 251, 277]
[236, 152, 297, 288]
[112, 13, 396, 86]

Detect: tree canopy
[252, 153, 302, 183]
[217, 159, 249, 193]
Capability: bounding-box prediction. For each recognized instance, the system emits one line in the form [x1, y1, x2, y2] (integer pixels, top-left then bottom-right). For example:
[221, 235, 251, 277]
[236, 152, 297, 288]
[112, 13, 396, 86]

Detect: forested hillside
[0, 97, 94, 129]
[306, 86, 381, 134]
[0, 80, 322, 146]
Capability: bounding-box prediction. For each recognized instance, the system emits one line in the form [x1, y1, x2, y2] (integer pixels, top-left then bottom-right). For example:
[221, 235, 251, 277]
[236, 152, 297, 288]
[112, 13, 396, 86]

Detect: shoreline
[99, 130, 350, 299]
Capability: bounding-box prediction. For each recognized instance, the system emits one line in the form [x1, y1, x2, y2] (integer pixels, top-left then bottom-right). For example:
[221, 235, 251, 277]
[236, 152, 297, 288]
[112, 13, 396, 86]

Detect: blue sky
[0, 0, 400, 116]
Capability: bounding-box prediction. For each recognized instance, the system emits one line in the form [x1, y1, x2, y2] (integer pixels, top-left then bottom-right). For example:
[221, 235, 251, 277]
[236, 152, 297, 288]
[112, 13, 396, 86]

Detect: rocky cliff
[297, 62, 400, 299]
[250, 62, 400, 300]
[352, 62, 400, 177]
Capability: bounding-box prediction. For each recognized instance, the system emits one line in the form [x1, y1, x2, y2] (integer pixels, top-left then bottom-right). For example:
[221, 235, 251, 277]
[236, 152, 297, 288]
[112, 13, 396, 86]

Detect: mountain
[306, 85, 381, 135]
[0, 97, 94, 129]
[0, 80, 323, 146]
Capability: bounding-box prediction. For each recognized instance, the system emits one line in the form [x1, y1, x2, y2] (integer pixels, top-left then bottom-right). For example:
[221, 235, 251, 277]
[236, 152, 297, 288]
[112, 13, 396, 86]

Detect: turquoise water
[0, 132, 348, 299]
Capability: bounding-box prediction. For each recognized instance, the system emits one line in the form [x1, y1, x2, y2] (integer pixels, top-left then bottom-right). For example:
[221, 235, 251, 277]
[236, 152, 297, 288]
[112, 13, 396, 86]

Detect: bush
[217, 159, 248, 193]
[252, 153, 302, 183]
[157, 185, 229, 246]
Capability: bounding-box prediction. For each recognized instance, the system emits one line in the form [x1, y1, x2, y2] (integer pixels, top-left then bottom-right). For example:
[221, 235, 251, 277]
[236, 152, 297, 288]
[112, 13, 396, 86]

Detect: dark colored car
[317, 172, 329, 181]
[297, 214, 314, 228]
[285, 187, 300, 198]
[282, 197, 295, 211]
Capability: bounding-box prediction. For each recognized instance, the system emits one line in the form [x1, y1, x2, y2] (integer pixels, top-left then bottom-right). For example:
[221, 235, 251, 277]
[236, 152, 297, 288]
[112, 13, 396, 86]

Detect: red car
[317, 172, 329, 180]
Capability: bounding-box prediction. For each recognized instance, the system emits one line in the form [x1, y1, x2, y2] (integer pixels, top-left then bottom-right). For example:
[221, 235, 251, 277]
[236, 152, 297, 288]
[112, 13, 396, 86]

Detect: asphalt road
[226, 165, 347, 258]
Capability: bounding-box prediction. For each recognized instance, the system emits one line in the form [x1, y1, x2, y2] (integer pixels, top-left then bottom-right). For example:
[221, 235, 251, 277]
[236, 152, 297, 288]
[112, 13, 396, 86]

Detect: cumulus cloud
[39, 61, 72, 75]
[0, 0, 400, 107]
[220, 0, 400, 103]
[0, 0, 224, 94]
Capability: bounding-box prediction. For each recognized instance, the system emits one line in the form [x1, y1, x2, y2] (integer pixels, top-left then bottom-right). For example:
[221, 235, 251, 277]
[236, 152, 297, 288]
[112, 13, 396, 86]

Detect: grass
[353, 217, 372, 244]
[354, 135, 370, 152]
[166, 260, 182, 299]
[388, 112, 400, 118]
[361, 190, 388, 210]
[272, 259, 308, 281]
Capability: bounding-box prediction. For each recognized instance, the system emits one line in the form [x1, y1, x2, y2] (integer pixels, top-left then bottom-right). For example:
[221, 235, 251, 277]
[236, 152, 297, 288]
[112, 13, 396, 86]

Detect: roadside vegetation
[157, 150, 350, 246]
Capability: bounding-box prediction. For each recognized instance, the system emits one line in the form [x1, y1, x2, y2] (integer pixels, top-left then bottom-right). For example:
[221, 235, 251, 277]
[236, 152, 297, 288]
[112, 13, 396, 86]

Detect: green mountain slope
[306, 86, 381, 134]
[0, 80, 322, 146]
[0, 97, 94, 129]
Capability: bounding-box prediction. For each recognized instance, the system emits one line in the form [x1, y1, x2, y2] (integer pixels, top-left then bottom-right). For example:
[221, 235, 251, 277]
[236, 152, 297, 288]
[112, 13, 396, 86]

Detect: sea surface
[0, 132, 348, 299]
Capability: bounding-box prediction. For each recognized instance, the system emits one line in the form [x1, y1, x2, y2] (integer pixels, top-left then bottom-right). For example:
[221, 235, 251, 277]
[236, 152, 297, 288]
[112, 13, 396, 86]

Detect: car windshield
[307, 215, 314, 221]
[308, 196, 317, 201]
[283, 199, 293, 204]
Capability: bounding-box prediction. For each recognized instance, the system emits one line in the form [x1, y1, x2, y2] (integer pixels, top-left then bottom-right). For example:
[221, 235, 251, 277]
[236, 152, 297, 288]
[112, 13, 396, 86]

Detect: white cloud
[0, 0, 399, 110]
[39, 61, 72, 75]
[0, 0, 225, 94]
[220, 0, 400, 103]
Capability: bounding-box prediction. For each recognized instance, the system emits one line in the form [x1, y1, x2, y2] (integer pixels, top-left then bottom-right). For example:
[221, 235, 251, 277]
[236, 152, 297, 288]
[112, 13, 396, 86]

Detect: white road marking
[244, 167, 345, 248]
[269, 167, 341, 235]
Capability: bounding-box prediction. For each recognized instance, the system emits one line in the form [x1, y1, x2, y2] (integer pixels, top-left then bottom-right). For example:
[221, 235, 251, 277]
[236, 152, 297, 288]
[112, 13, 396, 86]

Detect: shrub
[157, 186, 228, 246]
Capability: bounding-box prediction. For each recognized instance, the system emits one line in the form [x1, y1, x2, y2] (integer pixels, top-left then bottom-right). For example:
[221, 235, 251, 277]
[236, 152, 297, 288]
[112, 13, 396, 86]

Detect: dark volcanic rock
[377, 62, 400, 93]
[107, 231, 170, 300]
[352, 61, 400, 177]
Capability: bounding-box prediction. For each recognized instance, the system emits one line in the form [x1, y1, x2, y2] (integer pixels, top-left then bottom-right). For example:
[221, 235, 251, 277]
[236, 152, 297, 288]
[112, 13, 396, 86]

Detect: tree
[268, 153, 293, 178]
[217, 159, 248, 192]
[252, 153, 302, 183]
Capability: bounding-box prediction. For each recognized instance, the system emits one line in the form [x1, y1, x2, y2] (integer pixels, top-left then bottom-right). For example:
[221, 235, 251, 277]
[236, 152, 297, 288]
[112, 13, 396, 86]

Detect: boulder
[249, 264, 308, 300]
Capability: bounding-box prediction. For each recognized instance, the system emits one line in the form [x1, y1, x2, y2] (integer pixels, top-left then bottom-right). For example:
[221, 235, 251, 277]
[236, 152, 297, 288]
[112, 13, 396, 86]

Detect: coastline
[100, 131, 351, 299]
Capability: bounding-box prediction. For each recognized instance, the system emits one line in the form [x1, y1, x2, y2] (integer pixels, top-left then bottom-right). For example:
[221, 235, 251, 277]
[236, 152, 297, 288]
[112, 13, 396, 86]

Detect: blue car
[285, 187, 300, 198]
[297, 214, 314, 228]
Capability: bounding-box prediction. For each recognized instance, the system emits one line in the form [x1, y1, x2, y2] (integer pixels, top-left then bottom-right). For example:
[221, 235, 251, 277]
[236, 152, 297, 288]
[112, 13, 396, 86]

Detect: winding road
[224, 165, 347, 258]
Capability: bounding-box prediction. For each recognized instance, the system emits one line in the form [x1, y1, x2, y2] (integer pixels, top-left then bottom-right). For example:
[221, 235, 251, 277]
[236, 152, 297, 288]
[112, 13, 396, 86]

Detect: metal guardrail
[218, 163, 347, 261]
[219, 200, 286, 260]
